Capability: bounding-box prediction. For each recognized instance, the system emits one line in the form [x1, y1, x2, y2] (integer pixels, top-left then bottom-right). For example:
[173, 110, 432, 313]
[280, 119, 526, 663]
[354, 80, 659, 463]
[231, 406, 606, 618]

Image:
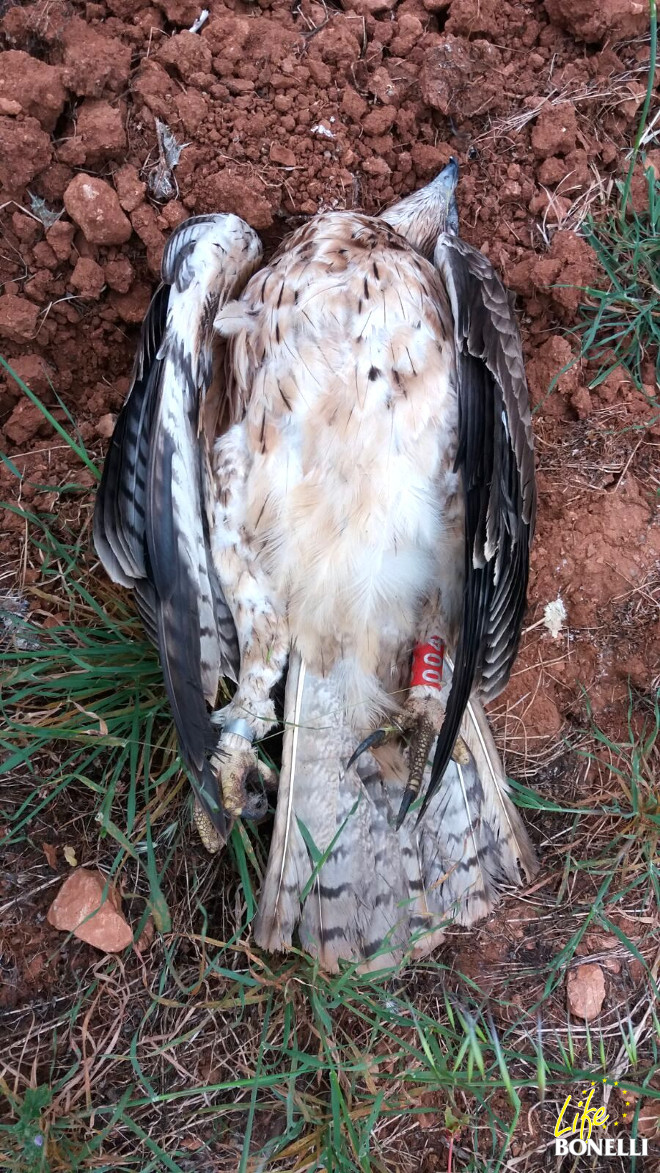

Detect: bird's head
[379, 158, 459, 258]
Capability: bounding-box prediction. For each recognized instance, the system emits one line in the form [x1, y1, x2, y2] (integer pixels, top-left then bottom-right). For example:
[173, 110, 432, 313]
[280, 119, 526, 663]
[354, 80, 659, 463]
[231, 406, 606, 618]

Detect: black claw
[395, 786, 416, 829]
[346, 727, 391, 771]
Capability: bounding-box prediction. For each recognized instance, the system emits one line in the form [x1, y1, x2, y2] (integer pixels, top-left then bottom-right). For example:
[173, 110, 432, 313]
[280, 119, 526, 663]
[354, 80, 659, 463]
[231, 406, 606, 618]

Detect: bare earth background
[0, 0, 659, 1168]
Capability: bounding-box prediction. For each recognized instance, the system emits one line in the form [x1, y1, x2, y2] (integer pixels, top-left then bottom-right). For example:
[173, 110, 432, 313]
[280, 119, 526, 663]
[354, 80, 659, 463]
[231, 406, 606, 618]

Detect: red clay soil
[0, 0, 658, 746]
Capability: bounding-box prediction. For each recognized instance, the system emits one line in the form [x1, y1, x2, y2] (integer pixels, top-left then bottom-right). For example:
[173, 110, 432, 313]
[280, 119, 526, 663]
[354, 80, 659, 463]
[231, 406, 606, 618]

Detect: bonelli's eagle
[94, 162, 537, 970]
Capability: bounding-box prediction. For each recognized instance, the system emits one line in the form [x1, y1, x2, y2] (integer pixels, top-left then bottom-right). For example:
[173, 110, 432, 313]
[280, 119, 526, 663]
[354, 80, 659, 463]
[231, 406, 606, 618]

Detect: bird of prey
[94, 160, 537, 970]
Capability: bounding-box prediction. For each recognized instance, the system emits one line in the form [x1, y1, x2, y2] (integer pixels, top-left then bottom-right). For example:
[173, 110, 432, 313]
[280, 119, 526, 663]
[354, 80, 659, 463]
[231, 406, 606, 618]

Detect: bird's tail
[253, 654, 537, 972]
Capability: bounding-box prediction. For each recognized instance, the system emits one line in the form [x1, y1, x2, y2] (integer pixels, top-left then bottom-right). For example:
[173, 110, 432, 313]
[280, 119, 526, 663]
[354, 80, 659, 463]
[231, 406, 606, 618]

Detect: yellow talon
[451, 736, 471, 766]
[194, 800, 223, 854]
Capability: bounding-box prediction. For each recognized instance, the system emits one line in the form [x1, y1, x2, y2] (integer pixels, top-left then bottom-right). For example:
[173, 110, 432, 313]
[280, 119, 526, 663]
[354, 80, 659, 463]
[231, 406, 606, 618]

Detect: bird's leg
[349, 637, 466, 826]
[206, 424, 289, 836]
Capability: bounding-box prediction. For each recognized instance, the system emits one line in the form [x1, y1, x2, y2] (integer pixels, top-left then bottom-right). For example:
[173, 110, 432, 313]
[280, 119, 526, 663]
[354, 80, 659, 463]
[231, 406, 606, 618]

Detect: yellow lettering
[593, 1106, 609, 1128]
[555, 1096, 574, 1137]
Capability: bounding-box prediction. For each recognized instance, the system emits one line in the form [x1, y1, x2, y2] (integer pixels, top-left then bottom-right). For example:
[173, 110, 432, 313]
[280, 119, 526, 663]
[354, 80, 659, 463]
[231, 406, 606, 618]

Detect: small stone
[114, 164, 147, 214]
[76, 100, 127, 164]
[32, 242, 58, 271]
[0, 294, 39, 343]
[343, 0, 397, 13]
[111, 283, 153, 324]
[567, 963, 606, 1021]
[96, 412, 117, 439]
[8, 354, 53, 397]
[69, 257, 105, 299]
[362, 106, 396, 137]
[46, 220, 75, 262]
[156, 30, 213, 83]
[0, 115, 51, 196]
[192, 169, 273, 230]
[61, 17, 132, 98]
[411, 142, 454, 177]
[64, 174, 132, 246]
[103, 255, 135, 294]
[3, 400, 51, 445]
[269, 142, 297, 167]
[47, 868, 133, 953]
[544, 0, 647, 43]
[531, 105, 578, 159]
[0, 51, 66, 131]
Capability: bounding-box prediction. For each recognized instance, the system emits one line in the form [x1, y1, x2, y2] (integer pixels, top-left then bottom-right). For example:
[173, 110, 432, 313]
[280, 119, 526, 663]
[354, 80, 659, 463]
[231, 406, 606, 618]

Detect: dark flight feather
[421, 234, 536, 816]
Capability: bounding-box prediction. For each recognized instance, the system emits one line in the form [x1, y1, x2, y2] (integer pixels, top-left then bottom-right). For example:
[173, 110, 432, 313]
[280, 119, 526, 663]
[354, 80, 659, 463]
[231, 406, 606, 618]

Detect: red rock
[61, 17, 132, 98]
[11, 212, 40, 246]
[156, 31, 213, 83]
[411, 142, 454, 178]
[130, 204, 165, 252]
[390, 14, 423, 55]
[6, 354, 53, 397]
[363, 106, 396, 136]
[0, 294, 39, 343]
[106, 0, 147, 12]
[38, 163, 75, 202]
[76, 100, 127, 165]
[362, 156, 391, 177]
[104, 255, 135, 294]
[114, 164, 147, 214]
[367, 66, 398, 106]
[0, 115, 51, 196]
[130, 205, 166, 272]
[3, 399, 52, 445]
[343, 0, 397, 13]
[0, 98, 21, 116]
[155, 0, 202, 24]
[96, 412, 117, 439]
[531, 105, 578, 159]
[176, 89, 208, 136]
[270, 142, 297, 167]
[70, 257, 105, 299]
[545, 0, 647, 43]
[447, 0, 515, 37]
[420, 37, 502, 118]
[537, 156, 569, 185]
[64, 174, 132, 246]
[567, 963, 606, 1020]
[32, 242, 58, 271]
[111, 283, 153, 324]
[311, 24, 362, 73]
[192, 169, 273, 230]
[46, 220, 75, 262]
[0, 51, 66, 132]
[133, 60, 175, 122]
[47, 868, 133, 953]
[341, 87, 368, 122]
[548, 230, 600, 315]
[158, 200, 188, 229]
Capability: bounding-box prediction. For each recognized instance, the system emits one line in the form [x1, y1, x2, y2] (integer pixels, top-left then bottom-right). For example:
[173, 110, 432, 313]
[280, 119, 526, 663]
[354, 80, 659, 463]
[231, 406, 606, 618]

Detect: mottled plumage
[94, 165, 537, 970]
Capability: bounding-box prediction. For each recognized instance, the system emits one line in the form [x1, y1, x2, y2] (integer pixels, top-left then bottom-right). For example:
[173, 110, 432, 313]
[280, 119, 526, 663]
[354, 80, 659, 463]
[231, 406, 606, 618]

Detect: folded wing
[93, 214, 263, 840]
[423, 233, 536, 815]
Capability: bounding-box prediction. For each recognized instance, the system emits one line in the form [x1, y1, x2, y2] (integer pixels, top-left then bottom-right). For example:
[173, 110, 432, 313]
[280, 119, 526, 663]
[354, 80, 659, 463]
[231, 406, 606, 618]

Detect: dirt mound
[0, 0, 657, 747]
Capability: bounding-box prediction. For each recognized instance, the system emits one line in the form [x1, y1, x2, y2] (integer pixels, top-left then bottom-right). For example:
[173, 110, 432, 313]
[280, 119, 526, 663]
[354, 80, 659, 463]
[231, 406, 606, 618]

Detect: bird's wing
[423, 233, 536, 814]
[93, 214, 263, 840]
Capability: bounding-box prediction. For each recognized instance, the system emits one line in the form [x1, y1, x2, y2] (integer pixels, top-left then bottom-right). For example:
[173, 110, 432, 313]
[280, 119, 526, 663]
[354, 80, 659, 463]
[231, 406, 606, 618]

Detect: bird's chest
[244, 325, 459, 660]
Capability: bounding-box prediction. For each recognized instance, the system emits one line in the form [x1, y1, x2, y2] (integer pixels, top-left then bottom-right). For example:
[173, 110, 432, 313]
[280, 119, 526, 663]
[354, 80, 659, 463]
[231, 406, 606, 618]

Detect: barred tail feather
[254, 656, 536, 971]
